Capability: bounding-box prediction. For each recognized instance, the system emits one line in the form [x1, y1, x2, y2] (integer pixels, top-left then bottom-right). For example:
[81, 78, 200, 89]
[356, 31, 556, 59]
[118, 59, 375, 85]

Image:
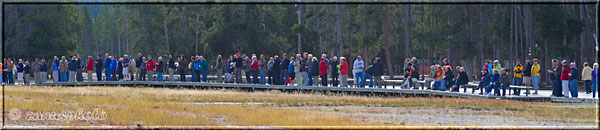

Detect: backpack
[365, 65, 374, 75]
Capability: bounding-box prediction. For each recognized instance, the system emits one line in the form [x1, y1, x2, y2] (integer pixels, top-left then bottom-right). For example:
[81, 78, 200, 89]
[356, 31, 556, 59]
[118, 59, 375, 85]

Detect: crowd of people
[1, 53, 598, 98]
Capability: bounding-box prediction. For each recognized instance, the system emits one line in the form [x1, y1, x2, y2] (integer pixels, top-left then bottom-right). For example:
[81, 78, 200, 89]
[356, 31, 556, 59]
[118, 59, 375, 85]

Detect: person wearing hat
[493, 60, 502, 73]
[216, 55, 226, 83]
[531, 58, 541, 95]
[522, 58, 533, 94]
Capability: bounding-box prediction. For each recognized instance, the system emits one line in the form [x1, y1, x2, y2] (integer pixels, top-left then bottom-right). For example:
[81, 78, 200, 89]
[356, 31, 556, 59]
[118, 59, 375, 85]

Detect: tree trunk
[336, 4, 342, 57]
[297, 3, 303, 54]
[404, 5, 412, 58]
[163, 19, 170, 55]
[382, 5, 394, 78]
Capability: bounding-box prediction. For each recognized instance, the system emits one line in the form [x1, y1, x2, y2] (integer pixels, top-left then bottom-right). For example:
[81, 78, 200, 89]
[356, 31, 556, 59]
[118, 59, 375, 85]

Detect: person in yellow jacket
[531, 59, 541, 95]
[513, 61, 523, 86]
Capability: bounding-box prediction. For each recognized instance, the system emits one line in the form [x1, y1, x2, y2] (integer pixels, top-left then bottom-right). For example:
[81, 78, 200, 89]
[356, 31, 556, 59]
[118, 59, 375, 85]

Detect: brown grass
[2, 85, 597, 126]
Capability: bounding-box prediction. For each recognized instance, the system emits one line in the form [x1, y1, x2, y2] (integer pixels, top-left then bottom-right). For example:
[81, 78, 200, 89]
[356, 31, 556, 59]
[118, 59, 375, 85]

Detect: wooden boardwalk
[39, 81, 598, 103]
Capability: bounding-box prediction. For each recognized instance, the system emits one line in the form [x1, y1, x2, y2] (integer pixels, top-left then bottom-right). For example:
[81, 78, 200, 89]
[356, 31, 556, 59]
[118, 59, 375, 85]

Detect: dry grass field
[1, 85, 598, 128]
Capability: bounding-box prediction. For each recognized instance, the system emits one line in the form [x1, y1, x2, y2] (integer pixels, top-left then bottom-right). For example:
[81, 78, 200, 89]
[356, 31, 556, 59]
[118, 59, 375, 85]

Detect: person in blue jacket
[104, 54, 112, 81]
[110, 56, 118, 81]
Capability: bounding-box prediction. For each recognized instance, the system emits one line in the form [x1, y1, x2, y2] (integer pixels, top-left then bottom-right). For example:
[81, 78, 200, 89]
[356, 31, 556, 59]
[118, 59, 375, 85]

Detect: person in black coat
[178, 56, 187, 82]
[372, 57, 384, 88]
[443, 66, 454, 91]
[95, 55, 104, 81]
[330, 57, 339, 87]
[272, 55, 281, 85]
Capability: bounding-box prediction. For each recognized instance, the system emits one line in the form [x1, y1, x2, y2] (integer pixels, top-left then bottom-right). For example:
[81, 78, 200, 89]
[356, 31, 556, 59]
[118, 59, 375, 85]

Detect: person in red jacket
[251, 56, 259, 84]
[86, 56, 95, 81]
[146, 55, 155, 81]
[319, 57, 329, 87]
[339, 57, 349, 87]
[560, 60, 571, 98]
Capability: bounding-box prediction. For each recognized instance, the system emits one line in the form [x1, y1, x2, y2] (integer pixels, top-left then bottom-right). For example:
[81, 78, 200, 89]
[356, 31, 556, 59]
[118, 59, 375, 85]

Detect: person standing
[6, 59, 14, 84]
[234, 53, 244, 84]
[110, 56, 118, 81]
[146, 56, 155, 81]
[17, 59, 24, 85]
[178, 56, 187, 82]
[86, 56, 94, 81]
[200, 56, 208, 82]
[582, 62, 593, 94]
[592, 63, 598, 98]
[157, 57, 165, 82]
[136, 53, 143, 80]
[310, 57, 320, 86]
[40, 59, 48, 84]
[117, 58, 124, 81]
[373, 57, 384, 88]
[60, 56, 69, 82]
[24, 61, 31, 85]
[319, 57, 328, 86]
[560, 60, 571, 98]
[531, 59, 541, 95]
[129, 57, 136, 81]
[140, 57, 147, 81]
[190, 56, 197, 82]
[267, 57, 274, 85]
[251, 56, 259, 84]
[294, 55, 302, 86]
[569, 62, 578, 98]
[216, 55, 225, 83]
[52, 56, 60, 82]
[301, 53, 310, 86]
[522, 58, 533, 94]
[272, 55, 281, 85]
[0, 62, 3, 85]
[95, 55, 103, 81]
[104, 54, 112, 81]
[549, 59, 563, 97]
[259, 54, 267, 84]
[123, 55, 130, 81]
[304, 54, 313, 86]
[353, 56, 365, 88]
[168, 54, 176, 81]
[339, 57, 349, 87]
[68, 56, 78, 82]
[280, 53, 290, 85]
[513, 61, 523, 87]
[329, 56, 339, 87]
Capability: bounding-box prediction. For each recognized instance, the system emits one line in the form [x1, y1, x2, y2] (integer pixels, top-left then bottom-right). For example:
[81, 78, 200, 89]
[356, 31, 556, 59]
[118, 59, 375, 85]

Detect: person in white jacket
[353, 56, 365, 88]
